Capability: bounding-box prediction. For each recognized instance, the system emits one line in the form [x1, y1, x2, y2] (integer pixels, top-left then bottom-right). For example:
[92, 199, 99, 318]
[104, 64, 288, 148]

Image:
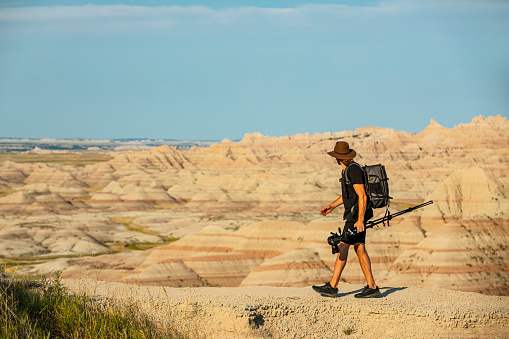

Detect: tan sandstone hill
[1, 115, 508, 296]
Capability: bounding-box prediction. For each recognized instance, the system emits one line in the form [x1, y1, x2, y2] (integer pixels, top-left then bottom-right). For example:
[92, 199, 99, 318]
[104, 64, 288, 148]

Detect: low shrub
[0, 270, 184, 339]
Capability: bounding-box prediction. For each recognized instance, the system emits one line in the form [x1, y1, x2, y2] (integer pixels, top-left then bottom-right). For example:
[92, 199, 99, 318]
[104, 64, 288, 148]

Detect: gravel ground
[64, 279, 509, 338]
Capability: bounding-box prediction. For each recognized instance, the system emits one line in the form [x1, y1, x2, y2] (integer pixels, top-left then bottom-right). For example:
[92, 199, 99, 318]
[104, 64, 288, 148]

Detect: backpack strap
[344, 162, 363, 186]
[345, 162, 374, 212]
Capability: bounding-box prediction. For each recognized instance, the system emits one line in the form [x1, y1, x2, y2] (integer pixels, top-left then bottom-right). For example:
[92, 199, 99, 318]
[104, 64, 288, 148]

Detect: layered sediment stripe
[183, 252, 264, 286]
[240, 248, 332, 287]
[388, 263, 509, 274]
[251, 261, 332, 272]
[379, 220, 509, 293]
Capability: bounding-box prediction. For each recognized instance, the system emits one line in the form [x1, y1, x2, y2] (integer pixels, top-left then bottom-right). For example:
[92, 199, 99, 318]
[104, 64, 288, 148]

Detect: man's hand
[321, 205, 333, 216]
[321, 197, 342, 217]
[355, 220, 365, 233]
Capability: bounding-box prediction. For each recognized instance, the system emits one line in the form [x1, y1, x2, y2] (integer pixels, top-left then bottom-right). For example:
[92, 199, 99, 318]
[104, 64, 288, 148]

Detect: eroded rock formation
[1, 115, 508, 295]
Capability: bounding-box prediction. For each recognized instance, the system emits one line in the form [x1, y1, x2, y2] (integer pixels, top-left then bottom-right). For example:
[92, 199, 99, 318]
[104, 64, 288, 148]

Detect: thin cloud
[0, 1, 507, 36]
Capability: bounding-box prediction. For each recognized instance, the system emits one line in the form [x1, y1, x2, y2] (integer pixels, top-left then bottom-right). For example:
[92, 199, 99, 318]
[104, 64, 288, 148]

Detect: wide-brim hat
[327, 141, 356, 160]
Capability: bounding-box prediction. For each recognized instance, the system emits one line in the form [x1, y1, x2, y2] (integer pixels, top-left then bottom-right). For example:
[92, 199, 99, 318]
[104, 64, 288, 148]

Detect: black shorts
[341, 208, 372, 245]
[341, 221, 366, 245]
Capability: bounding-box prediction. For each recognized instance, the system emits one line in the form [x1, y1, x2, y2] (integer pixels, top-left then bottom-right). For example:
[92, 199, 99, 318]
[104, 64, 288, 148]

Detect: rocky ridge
[65, 278, 509, 338]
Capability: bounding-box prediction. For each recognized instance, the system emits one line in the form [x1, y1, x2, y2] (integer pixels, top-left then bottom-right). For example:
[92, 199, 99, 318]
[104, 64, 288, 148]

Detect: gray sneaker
[354, 286, 381, 298]
[312, 282, 338, 297]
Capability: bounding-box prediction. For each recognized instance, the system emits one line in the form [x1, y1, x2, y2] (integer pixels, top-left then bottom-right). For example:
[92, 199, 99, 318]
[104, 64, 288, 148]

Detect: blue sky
[0, 0, 508, 140]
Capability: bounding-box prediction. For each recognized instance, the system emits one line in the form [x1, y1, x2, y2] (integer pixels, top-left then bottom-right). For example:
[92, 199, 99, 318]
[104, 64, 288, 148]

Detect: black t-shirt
[341, 163, 365, 220]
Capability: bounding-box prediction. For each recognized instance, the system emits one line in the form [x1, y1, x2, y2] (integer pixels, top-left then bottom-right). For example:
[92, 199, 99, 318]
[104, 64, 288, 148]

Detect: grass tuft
[0, 268, 185, 338]
[343, 326, 355, 335]
[0, 190, 17, 198]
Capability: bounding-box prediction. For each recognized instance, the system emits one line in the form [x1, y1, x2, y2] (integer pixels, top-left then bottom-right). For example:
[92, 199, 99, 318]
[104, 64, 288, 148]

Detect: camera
[327, 227, 357, 254]
[327, 231, 342, 254]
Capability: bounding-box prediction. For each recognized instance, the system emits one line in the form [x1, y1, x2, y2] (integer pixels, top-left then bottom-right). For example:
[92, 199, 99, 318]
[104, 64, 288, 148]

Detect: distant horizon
[0, 137, 224, 142]
[0, 114, 505, 141]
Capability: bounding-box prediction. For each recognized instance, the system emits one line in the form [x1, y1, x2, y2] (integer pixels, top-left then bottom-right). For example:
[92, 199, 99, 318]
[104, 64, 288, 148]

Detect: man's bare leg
[330, 243, 350, 288]
[354, 243, 377, 288]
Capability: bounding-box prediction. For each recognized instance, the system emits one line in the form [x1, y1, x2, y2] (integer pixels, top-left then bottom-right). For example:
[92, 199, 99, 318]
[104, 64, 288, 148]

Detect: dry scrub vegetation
[0, 152, 113, 167]
[0, 267, 185, 339]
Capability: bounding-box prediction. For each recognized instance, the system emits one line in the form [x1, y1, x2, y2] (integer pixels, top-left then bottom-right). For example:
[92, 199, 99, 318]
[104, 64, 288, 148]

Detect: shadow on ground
[336, 286, 407, 298]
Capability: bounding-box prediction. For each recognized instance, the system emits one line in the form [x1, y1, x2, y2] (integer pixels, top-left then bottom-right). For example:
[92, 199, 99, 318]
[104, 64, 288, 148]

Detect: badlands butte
[0, 116, 508, 298]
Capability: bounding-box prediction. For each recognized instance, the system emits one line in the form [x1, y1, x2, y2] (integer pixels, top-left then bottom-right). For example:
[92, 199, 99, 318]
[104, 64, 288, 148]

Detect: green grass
[109, 217, 180, 246]
[1, 237, 180, 275]
[125, 241, 178, 251]
[0, 153, 113, 167]
[0, 270, 185, 339]
[0, 190, 17, 198]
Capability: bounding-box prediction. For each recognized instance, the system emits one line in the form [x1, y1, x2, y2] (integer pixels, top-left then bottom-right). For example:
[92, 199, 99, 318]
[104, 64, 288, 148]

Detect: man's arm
[353, 183, 367, 232]
[321, 196, 343, 216]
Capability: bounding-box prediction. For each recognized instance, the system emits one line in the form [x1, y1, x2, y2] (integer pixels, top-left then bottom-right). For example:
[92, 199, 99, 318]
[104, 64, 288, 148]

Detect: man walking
[312, 141, 381, 298]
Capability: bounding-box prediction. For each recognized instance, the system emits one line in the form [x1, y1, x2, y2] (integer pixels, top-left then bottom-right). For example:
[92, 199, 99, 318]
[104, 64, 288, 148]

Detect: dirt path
[64, 279, 509, 338]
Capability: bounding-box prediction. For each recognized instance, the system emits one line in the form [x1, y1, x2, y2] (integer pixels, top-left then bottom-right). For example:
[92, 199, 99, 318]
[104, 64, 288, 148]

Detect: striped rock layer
[0, 115, 508, 295]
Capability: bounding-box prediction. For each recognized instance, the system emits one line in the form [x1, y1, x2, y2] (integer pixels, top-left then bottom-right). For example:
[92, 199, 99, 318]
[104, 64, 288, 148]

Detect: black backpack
[345, 163, 391, 210]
